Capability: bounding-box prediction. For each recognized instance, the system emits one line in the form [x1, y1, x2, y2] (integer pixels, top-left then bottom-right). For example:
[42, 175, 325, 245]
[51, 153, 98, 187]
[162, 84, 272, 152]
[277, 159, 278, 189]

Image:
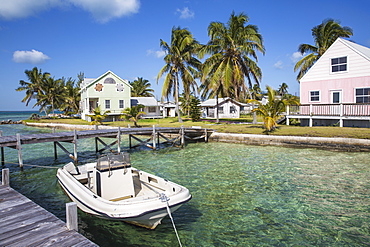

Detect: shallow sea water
[1, 114, 369, 246]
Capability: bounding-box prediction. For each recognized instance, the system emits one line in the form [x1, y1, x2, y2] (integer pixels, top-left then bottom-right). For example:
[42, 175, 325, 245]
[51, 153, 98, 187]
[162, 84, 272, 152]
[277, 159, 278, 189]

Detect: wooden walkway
[0, 184, 98, 247]
[0, 126, 213, 166]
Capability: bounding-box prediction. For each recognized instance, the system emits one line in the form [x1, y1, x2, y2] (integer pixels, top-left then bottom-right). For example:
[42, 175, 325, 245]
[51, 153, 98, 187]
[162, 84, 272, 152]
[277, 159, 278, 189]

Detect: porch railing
[287, 103, 370, 117]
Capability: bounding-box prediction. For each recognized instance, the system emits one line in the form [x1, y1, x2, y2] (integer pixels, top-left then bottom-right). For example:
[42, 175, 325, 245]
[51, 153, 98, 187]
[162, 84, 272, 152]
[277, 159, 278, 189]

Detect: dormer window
[331, 56, 347, 72]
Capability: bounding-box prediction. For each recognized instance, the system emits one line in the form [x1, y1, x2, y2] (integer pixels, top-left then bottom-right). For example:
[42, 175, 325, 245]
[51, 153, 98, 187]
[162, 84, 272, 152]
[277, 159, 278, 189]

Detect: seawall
[24, 122, 370, 151]
[209, 132, 370, 151]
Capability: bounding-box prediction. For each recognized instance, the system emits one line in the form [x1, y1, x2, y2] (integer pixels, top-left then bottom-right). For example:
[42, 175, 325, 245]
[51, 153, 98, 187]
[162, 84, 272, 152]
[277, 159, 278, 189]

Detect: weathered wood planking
[0, 127, 211, 147]
[0, 185, 98, 247]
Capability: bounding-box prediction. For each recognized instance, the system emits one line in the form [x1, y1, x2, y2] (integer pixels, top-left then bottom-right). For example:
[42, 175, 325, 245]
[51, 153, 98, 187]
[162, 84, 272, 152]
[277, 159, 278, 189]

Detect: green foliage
[16, 67, 81, 115]
[120, 104, 146, 127]
[157, 27, 202, 123]
[87, 106, 111, 125]
[189, 97, 201, 122]
[130, 77, 155, 97]
[199, 12, 265, 103]
[294, 19, 353, 81]
[249, 86, 299, 132]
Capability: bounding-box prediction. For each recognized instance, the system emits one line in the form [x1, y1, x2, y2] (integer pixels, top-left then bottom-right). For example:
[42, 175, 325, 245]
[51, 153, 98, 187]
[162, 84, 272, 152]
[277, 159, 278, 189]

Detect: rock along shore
[24, 122, 370, 152]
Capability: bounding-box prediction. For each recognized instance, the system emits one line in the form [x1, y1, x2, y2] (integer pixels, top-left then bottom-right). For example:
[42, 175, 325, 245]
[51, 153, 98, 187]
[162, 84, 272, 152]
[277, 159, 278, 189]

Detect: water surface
[1, 112, 369, 246]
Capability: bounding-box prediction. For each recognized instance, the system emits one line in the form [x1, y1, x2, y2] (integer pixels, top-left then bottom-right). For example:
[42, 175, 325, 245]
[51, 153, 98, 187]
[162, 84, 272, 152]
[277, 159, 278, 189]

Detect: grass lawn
[24, 116, 370, 139]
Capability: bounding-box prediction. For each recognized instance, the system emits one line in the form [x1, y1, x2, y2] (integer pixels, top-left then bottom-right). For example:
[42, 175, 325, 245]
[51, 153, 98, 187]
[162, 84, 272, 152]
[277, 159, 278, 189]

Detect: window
[310, 91, 320, 102]
[148, 107, 156, 113]
[105, 100, 110, 109]
[331, 56, 347, 73]
[230, 106, 236, 113]
[218, 106, 224, 114]
[119, 100, 124, 108]
[356, 88, 370, 103]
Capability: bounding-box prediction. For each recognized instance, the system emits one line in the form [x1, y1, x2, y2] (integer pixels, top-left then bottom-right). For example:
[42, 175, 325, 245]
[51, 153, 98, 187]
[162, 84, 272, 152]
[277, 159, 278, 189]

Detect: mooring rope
[2, 161, 60, 169]
[160, 193, 183, 247]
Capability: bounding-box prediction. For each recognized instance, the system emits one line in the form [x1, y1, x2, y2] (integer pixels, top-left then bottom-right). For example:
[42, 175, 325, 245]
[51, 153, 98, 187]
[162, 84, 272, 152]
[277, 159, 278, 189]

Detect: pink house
[287, 38, 370, 127]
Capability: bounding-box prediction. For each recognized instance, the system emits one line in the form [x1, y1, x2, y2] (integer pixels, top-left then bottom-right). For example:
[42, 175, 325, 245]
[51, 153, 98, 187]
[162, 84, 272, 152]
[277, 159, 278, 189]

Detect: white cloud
[13, 49, 50, 64]
[273, 60, 283, 69]
[290, 51, 304, 63]
[0, 0, 61, 19]
[69, 0, 140, 23]
[0, 0, 140, 23]
[147, 49, 166, 58]
[176, 7, 194, 19]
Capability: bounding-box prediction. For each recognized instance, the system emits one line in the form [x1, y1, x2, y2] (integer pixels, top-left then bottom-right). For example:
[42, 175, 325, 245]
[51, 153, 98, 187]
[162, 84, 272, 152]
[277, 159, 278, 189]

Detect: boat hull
[57, 163, 191, 229]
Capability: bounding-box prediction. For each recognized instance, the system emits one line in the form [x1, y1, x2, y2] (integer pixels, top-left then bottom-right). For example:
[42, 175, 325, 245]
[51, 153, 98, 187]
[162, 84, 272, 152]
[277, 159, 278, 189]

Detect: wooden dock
[0, 126, 213, 166]
[0, 184, 98, 246]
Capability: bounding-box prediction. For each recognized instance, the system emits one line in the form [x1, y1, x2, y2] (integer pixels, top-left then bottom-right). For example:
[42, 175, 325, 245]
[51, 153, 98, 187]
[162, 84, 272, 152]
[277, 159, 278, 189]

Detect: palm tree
[157, 27, 202, 123]
[249, 86, 299, 132]
[130, 77, 155, 97]
[199, 12, 265, 103]
[16, 67, 50, 107]
[294, 19, 353, 81]
[120, 104, 146, 127]
[278, 82, 288, 96]
[87, 106, 111, 125]
[60, 73, 83, 115]
[35, 77, 65, 115]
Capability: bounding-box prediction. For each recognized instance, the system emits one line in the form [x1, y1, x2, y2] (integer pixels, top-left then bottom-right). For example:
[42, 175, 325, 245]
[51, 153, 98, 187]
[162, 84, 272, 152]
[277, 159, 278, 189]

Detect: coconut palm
[199, 12, 265, 103]
[87, 106, 111, 125]
[130, 77, 155, 97]
[60, 73, 83, 115]
[294, 19, 353, 81]
[157, 27, 202, 123]
[120, 104, 146, 127]
[249, 86, 299, 132]
[278, 82, 289, 96]
[16, 67, 50, 107]
[35, 77, 65, 115]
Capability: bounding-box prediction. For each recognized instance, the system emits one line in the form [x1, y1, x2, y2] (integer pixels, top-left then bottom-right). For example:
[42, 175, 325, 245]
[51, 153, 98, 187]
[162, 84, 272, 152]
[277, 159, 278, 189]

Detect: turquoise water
[1, 112, 369, 246]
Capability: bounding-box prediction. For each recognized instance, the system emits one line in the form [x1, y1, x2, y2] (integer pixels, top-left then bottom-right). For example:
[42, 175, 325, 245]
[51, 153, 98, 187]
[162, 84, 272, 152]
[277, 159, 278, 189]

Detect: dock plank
[0, 185, 98, 247]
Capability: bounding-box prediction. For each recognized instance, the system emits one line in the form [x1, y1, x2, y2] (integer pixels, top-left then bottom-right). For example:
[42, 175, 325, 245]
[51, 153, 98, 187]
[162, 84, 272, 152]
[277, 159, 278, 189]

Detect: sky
[1, 0, 370, 111]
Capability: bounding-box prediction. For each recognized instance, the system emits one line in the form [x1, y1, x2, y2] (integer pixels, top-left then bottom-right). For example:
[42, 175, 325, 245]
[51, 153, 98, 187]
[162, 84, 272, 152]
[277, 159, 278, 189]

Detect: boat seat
[65, 162, 79, 175]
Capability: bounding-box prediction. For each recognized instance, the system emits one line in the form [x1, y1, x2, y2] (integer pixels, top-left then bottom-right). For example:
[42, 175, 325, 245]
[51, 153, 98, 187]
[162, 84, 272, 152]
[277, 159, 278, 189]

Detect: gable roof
[300, 38, 370, 82]
[340, 38, 370, 61]
[131, 97, 159, 106]
[80, 70, 131, 91]
[200, 97, 249, 107]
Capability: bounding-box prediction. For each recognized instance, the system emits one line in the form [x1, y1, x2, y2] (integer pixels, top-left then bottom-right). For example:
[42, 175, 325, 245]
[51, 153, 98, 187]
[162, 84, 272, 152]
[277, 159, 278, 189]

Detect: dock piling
[1, 168, 9, 186]
[16, 133, 23, 168]
[66, 202, 78, 231]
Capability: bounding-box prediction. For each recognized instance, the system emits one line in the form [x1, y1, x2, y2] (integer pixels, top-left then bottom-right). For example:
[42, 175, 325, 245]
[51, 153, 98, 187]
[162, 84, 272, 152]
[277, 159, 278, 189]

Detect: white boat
[57, 153, 191, 229]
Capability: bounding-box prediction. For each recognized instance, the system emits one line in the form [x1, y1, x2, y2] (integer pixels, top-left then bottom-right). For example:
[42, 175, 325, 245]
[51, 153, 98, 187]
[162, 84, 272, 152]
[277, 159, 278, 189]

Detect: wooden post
[52, 127, 56, 133]
[129, 134, 132, 149]
[0, 130, 4, 166]
[180, 126, 185, 148]
[73, 130, 78, 163]
[286, 105, 290, 126]
[16, 133, 23, 168]
[95, 137, 99, 153]
[117, 127, 121, 153]
[152, 125, 156, 150]
[66, 202, 78, 231]
[204, 128, 208, 142]
[54, 142, 58, 160]
[2, 168, 9, 186]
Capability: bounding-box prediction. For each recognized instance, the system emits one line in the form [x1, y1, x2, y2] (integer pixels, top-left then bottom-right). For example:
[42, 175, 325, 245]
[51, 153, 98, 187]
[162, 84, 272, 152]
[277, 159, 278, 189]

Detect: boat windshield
[96, 153, 131, 171]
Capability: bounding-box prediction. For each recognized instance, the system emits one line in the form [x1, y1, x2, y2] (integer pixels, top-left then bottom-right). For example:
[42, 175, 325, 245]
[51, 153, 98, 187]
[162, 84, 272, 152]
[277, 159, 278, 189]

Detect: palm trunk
[216, 94, 219, 124]
[175, 74, 183, 123]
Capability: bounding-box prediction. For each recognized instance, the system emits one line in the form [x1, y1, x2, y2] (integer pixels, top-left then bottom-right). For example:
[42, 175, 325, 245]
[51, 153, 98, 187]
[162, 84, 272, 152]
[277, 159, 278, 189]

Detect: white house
[131, 97, 161, 118]
[287, 38, 370, 127]
[161, 101, 177, 118]
[80, 71, 131, 122]
[200, 97, 251, 119]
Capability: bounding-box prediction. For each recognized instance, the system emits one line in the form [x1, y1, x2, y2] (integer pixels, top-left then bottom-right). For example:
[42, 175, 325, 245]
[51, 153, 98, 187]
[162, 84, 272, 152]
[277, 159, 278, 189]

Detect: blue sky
[1, 0, 370, 111]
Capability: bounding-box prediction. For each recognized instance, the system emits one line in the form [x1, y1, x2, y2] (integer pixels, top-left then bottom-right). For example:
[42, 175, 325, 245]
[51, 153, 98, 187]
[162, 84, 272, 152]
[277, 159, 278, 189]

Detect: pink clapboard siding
[300, 75, 370, 104]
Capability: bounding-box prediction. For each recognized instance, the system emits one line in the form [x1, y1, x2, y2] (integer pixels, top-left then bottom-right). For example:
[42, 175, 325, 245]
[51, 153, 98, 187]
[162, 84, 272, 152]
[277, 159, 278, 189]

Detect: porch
[286, 103, 370, 127]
